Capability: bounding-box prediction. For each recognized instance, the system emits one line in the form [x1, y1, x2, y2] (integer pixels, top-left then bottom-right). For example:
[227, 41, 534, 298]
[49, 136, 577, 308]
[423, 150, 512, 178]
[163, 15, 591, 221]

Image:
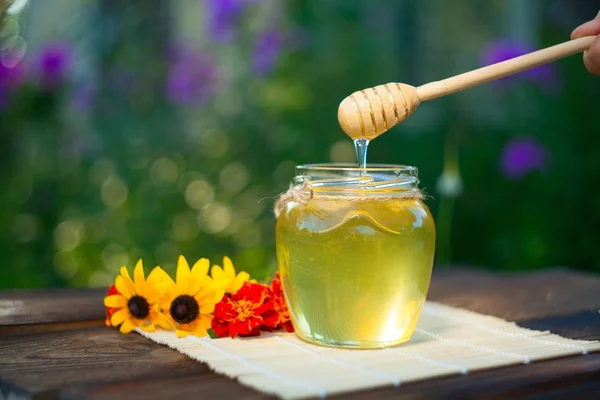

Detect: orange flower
[264, 272, 294, 333]
[212, 282, 278, 338]
[105, 284, 119, 327]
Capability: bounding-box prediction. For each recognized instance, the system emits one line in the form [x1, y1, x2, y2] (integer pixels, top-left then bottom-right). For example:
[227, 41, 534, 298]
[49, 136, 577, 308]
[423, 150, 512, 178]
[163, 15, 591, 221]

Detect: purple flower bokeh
[0, 58, 24, 109]
[500, 137, 548, 180]
[166, 45, 219, 105]
[252, 30, 283, 76]
[481, 40, 558, 89]
[202, 0, 248, 42]
[37, 42, 72, 88]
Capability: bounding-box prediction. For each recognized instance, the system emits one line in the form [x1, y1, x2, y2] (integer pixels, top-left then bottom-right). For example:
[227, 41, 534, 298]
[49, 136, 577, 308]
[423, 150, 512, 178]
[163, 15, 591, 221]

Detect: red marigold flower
[105, 284, 119, 327]
[211, 282, 277, 338]
[264, 272, 294, 333]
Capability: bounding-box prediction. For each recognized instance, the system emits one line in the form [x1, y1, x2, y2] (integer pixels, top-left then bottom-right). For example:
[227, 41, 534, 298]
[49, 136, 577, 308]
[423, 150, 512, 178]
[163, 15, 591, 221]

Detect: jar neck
[293, 164, 420, 197]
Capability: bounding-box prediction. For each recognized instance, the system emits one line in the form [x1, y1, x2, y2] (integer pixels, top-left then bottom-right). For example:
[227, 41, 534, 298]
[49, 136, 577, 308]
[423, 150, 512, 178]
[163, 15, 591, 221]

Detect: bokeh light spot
[102, 243, 129, 273]
[101, 176, 129, 208]
[198, 202, 232, 234]
[53, 252, 79, 279]
[233, 186, 267, 219]
[219, 162, 249, 195]
[150, 157, 179, 185]
[185, 180, 215, 210]
[88, 270, 114, 287]
[54, 219, 83, 252]
[84, 218, 105, 243]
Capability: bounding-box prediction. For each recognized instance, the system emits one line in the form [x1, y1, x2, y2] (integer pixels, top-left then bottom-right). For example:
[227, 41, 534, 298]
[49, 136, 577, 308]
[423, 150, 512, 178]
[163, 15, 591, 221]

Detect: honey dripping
[353, 138, 369, 169]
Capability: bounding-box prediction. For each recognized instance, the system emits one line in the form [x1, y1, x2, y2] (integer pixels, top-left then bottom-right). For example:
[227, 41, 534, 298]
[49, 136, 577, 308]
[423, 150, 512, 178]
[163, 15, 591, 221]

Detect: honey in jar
[275, 164, 435, 348]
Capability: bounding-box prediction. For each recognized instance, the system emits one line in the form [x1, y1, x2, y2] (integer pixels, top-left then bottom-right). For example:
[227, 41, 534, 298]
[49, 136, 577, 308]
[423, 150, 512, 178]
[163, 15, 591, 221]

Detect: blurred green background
[1, 0, 599, 289]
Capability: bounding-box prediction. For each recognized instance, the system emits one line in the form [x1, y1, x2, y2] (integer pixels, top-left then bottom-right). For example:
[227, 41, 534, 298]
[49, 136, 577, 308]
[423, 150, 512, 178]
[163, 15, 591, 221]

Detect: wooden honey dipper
[338, 35, 597, 140]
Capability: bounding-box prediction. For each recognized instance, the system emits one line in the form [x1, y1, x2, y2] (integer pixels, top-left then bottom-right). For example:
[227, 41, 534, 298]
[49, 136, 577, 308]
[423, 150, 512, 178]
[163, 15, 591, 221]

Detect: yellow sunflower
[210, 256, 253, 295]
[103, 260, 170, 334]
[159, 255, 224, 338]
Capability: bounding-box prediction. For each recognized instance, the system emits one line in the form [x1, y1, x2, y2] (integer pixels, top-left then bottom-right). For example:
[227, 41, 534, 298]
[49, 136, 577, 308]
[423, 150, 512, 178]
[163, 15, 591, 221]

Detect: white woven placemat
[136, 301, 600, 399]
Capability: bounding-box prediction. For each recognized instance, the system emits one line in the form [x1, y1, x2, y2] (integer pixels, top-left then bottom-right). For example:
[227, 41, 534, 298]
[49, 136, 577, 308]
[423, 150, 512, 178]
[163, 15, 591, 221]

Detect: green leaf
[207, 328, 219, 339]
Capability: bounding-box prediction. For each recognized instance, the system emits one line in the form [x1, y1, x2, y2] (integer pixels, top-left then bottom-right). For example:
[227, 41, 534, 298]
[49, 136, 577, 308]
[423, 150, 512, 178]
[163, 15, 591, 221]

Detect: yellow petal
[223, 256, 235, 278]
[147, 266, 172, 288]
[176, 255, 191, 290]
[104, 295, 127, 308]
[111, 308, 129, 326]
[193, 327, 208, 338]
[133, 259, 145, 287]
[157, 318, 174, 330]
[237, 271, 250, 282]
[191, 258, 210, 277]
[139, 323, 156, 332]
[211, 265, 224, 281]
[196, 281, 217, 300]
[188, 259, 210, 295]
[175, 329, 191, 338]
[226, 278, 244, 294]
[189, 276, 210, 298]
[153, 312, 174, 330]
[142, 269, 168, 304]
[117, 268, 136, 294]
[115, 276, 134, 299]
[198, 298, 216, 314]
[120, 319, 136, 334]
[120, 266, 132, 281]
[138, 284, 158, 304]
[161, 285, 183, 310]
[197, 314, 213, 331]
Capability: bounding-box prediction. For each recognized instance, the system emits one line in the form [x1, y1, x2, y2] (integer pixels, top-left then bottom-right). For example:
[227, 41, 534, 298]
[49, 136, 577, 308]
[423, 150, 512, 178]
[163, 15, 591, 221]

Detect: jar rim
[296, 163, 418, 174]
[293, 163, 420, 195]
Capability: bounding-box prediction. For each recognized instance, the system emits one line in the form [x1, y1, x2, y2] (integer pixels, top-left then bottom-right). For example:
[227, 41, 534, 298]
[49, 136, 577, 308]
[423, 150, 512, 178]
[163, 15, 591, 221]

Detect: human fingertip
[583, 40, 600, 75]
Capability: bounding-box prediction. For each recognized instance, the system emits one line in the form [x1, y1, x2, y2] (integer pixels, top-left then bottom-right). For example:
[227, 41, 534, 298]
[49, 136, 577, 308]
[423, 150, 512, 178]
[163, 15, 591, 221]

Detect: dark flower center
[128, 295, 150, 319]
[170, 295, 200, 324]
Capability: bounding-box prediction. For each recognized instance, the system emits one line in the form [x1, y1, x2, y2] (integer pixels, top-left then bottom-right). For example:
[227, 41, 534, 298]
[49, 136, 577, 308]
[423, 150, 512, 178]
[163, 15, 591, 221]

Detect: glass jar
[275, 164, 435, 349]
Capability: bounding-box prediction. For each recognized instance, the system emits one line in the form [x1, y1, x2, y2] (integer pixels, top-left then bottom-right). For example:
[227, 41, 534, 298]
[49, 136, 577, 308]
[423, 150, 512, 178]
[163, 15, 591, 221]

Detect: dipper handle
[416, 35, 596, 102]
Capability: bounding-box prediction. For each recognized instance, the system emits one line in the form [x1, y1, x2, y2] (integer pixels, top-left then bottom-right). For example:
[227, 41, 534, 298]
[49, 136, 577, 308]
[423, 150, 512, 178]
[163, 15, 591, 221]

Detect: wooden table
[1, 267, 600, 399]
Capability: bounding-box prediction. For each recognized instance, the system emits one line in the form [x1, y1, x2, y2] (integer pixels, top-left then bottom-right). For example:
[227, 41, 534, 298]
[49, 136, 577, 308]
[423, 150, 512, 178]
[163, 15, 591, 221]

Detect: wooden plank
[69, 355, 600, 400]
[519, 310, 600, 341]
[428, 267, 600, 321]
[61, 374, 271, 400]
[1, 267, 599, 327]
[9, 313, 595, 400]
[337, 353, 600, 399]
[0, 320, 105, 338]
[1, 268, 599, 400]
[0, 326, 211, 396]
[63, 307, 600, 400]
[0, 288, 106, 325]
